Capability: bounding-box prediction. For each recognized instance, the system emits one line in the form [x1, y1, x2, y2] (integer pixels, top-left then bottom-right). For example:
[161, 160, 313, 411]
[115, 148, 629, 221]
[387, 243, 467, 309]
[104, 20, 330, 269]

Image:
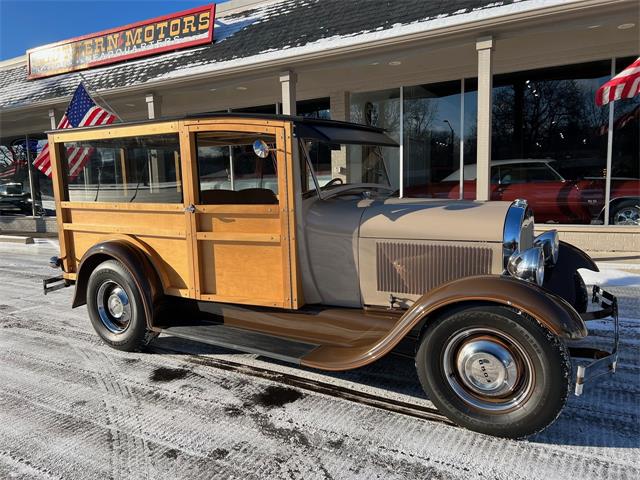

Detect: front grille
[376, 242, 493, 295]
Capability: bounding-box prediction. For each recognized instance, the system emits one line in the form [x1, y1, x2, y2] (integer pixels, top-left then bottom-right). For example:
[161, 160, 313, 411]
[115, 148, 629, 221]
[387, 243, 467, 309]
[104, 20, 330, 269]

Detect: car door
[180, 118, 301, 309]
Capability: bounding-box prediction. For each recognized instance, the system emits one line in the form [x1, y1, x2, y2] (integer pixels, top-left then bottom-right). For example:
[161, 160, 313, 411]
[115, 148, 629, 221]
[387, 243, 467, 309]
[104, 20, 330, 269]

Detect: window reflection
[464, 61, 615, 224]
[402, 81, 462, 197]
[350, 89, 401, 190]
[609, 57, 640, 226]
[64, 134, 182, 204]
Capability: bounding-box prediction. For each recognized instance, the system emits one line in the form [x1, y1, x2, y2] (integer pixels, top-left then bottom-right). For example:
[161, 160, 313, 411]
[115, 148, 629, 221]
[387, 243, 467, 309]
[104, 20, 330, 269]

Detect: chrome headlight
[502, 199, 534, 270]
[533, 230, 559, 266]
[507, 246, 545, 286]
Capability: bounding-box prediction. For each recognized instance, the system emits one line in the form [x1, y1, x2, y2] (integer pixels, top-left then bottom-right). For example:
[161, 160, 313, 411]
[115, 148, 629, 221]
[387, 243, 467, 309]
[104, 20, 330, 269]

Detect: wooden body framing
[48, 118, 302, 309]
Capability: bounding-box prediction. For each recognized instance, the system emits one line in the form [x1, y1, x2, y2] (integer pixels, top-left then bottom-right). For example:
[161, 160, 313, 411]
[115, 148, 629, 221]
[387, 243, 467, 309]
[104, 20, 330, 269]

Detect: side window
[63, 134, 182, 203]
[195, 132, 278, 205]
[524, 163, 560, 182]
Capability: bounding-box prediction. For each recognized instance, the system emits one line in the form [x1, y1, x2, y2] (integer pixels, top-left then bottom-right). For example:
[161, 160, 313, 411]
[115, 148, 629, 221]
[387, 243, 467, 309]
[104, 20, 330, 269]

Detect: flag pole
[78, 72, 124, 122]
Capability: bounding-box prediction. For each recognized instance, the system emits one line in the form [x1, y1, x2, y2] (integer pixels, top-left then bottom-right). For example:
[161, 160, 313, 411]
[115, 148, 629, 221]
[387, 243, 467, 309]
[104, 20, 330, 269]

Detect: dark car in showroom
[0, 182, 33, 215]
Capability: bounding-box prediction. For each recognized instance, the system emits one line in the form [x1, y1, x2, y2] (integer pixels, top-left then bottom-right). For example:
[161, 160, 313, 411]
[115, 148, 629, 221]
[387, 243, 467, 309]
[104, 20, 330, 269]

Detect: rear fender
[72, 239, 163, 329]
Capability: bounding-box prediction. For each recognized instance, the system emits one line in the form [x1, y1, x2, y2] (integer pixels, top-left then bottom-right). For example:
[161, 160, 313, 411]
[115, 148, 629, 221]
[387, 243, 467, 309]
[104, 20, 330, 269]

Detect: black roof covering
[1, 0, 519, 110]
[49, 112, 399, 146]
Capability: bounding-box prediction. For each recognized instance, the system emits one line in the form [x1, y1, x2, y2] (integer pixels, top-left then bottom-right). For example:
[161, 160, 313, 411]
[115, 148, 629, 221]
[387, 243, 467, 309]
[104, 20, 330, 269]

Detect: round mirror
[252, 139, 270, 158]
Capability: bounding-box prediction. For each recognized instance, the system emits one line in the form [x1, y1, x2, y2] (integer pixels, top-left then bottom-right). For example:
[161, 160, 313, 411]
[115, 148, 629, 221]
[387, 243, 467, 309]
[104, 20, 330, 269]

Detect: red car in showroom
[404, 159, 640, 225]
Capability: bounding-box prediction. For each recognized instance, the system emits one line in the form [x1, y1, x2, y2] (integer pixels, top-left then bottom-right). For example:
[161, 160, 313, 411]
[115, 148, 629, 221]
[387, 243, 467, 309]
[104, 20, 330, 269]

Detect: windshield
[300, 139, 396, 195]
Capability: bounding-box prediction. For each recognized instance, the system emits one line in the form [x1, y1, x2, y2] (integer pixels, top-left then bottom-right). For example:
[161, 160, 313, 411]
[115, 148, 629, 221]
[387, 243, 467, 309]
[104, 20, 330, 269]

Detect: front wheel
[86, 259, 157, 351]
[416, 305, 570, 438]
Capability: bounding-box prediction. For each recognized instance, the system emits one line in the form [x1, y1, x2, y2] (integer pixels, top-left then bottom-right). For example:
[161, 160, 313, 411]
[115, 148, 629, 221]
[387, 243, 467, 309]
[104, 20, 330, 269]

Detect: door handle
[184, 204, 196, 213]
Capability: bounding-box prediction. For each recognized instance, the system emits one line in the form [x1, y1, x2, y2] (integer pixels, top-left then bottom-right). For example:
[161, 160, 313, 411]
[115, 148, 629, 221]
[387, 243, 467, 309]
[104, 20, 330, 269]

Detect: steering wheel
[324, 177, 344, 187]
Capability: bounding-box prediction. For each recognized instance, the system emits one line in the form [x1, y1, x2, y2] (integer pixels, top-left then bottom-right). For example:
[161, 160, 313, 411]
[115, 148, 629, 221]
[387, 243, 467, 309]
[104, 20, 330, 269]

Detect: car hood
[359, 198, 510, 243]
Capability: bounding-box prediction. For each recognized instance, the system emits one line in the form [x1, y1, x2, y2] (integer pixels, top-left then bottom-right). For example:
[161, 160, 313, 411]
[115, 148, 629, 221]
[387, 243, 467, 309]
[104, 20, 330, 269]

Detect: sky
[0, 0, 225, 60]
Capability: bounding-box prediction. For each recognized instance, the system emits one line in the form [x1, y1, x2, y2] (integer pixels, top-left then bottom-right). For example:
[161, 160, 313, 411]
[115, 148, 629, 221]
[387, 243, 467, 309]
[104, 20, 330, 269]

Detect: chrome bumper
[572, 286, 619, 396]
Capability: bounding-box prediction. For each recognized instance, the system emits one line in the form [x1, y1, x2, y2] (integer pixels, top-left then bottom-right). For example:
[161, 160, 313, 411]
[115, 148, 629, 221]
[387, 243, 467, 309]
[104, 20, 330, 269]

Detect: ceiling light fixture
[587, 24, 601, 29]
[209, 88, 217, 92]
[370, 61, 380, 66]
[236, 86, 248, 91]
[388, 61, 402, 66]
[617, 23, 635, 30]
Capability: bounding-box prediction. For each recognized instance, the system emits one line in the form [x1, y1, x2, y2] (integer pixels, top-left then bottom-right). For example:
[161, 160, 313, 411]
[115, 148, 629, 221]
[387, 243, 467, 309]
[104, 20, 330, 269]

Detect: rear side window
[62, 134, 182, 203]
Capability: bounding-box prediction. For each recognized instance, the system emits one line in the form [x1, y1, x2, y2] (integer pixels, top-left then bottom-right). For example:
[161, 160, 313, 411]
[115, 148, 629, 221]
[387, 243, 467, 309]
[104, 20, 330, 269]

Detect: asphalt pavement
[0, 239, 638, 480]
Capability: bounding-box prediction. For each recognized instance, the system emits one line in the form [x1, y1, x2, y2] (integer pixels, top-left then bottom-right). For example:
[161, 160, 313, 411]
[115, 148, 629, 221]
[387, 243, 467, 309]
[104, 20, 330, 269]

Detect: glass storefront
[0, 134, 52, 216]
[610, 57, 640, 225]
[353, 57, 639, 225]
[403, 81, 462, 194]
[350, 89, 401, 190]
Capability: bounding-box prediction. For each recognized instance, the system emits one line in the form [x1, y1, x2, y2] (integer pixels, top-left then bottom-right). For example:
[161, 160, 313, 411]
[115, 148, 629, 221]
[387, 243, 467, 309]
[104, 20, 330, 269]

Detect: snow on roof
[0, 0, 570, 111]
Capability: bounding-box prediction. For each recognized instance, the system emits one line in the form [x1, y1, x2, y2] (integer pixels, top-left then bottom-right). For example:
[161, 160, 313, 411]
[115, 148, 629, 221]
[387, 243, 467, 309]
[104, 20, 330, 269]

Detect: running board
[162, 322, 319, 364]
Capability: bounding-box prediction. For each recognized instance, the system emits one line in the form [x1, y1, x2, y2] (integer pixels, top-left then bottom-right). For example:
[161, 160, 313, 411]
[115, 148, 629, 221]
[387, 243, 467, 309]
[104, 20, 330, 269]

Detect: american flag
[33, 83, 117, 178]
[596, 57, 640, 106]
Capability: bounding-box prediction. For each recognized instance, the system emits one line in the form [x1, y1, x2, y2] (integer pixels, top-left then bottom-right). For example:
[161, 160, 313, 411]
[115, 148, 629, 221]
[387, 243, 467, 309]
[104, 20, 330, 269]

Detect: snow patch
[580, 267, 640, 288]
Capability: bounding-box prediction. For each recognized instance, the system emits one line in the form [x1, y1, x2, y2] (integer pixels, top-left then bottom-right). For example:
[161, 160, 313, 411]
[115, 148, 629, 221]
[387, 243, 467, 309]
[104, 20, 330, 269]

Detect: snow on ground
[0, 240, 638, 479]
[580, 267, 640, 288]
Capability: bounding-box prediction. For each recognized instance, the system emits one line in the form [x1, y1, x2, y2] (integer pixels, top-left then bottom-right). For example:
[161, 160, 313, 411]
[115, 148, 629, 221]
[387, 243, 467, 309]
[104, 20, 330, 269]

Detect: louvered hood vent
[376, 242, 493, 295]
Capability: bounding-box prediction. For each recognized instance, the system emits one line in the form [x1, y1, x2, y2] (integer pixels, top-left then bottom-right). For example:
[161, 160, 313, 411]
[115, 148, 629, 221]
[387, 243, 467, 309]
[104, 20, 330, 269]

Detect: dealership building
[0, 0, 638, 250]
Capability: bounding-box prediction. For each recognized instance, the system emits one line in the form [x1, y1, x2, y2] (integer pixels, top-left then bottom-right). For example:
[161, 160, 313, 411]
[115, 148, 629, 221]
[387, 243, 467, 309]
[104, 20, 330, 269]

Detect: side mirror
[252, 139, 270, 158]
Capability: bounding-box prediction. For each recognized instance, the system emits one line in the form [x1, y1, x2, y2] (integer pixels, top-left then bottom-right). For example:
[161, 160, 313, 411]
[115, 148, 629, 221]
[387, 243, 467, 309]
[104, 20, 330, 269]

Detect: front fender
[405, 275, 587, 340]
[543, 241, 598, 310]
[301, 275, 586, 371]
[72, 240, 163, 329]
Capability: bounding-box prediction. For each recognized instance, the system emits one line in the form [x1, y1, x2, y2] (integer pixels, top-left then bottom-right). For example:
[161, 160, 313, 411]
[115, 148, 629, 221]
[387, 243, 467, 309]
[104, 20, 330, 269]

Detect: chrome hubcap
[613, 207, 639, 226]
[456, 340, 518, 396]
[97, 281, 131, 334]
[443, 328, 534, 412]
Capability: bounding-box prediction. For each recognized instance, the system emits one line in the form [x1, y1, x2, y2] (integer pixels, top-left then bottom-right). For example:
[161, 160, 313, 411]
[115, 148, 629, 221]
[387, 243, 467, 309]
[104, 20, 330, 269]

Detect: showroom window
[350, 89, 401, 190]
[486, 60, 613, 224]
[0, 134, 52, 216]
[402, 81, 463, 198]
[609, 56, 640, 225]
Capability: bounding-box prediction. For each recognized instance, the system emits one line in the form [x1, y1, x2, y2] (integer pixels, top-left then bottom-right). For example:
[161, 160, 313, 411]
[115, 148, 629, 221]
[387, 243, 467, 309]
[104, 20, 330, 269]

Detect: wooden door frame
[178, 118, 301, 309]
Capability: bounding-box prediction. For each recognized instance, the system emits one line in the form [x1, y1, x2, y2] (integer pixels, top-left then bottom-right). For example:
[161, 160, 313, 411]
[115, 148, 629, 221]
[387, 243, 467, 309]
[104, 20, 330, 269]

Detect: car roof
[442, 159, 557, 181]
[47, 113, 399, 147]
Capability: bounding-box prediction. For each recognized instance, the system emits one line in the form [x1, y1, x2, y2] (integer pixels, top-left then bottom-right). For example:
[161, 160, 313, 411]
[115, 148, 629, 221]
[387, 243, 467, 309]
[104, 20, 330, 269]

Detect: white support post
[146, 93, 161, 120]
[604, 58, 615, 226]
[48, 109, 57, 129]
[475, 36, 494, 202]
[146, 93, 162, 193]
[399, 86, 404, 197]
[330, 91, 350, 183]
[459, 78, 465, 200]
[279, 70, 297, 116]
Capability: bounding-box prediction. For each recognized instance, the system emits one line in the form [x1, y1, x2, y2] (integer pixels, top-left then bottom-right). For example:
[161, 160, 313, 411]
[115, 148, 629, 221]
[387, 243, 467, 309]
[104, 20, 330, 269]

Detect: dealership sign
[27, 4, 215, 80]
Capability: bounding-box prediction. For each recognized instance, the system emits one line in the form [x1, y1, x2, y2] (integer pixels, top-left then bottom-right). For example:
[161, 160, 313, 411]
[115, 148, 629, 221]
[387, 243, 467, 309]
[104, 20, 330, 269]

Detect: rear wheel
[416, 305, 570, 438]
[86, 260, 157, 351]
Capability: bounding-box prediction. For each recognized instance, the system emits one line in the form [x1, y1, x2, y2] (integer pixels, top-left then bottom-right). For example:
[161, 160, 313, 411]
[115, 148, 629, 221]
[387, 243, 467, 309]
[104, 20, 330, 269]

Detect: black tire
[416, 305, 570, 438]
[86, 259, 157, 351]
[573, 272, 589, 314]
[610, 199, 640, 225]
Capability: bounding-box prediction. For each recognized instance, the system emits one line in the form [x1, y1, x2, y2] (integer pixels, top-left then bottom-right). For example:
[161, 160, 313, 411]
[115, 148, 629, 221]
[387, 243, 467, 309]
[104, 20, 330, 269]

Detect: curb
[0, 235, 35, 244]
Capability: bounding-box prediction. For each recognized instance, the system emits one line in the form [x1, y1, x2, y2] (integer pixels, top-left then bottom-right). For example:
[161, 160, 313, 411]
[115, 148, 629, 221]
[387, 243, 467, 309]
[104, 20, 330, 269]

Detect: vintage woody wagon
[44, 114, 618, 438]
